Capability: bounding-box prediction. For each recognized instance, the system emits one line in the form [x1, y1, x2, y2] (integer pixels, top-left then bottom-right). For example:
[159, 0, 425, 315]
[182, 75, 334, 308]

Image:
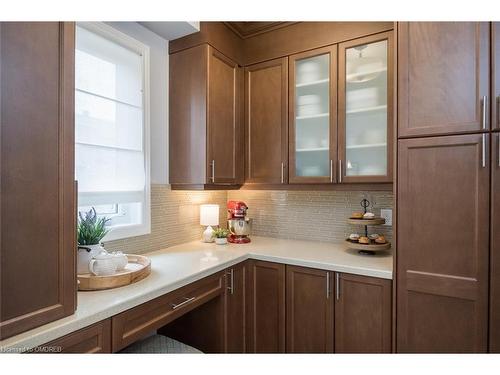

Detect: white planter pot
[215, 238, 228, 245]
[77, 244, 105, 274]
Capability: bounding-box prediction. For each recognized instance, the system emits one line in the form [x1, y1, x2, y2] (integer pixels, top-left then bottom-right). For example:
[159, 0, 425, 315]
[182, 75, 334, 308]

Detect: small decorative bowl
[215, 237, 228, 245]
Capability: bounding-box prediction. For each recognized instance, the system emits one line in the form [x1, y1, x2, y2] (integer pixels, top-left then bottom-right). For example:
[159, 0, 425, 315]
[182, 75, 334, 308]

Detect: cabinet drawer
[112, 272, 224, 352]
[34, 319, 111, 353]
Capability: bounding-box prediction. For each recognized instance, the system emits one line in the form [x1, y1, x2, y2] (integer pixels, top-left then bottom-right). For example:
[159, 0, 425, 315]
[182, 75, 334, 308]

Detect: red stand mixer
[227, 201, 252, 244]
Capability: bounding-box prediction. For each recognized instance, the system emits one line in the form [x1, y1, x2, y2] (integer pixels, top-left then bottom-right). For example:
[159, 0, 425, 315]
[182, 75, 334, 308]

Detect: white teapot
[89, 250, 118, 276]
[111, 251, 128, 271]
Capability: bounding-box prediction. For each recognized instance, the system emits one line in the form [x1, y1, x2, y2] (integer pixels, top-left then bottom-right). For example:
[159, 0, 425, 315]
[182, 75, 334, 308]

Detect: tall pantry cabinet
[490, 21, 500, 352]
[397, 22, 494, 352]
[0, 22, 77, 339]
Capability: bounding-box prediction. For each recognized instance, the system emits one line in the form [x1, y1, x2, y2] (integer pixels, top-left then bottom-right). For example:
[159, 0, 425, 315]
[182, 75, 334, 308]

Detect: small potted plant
[212, 228, 230, 245]
[77, 208, 111, 274]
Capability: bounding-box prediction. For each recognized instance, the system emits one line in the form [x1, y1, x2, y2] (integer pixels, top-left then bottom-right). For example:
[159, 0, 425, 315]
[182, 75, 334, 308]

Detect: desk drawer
[34, 319, 111, 353]
[112, 271, 224, 352]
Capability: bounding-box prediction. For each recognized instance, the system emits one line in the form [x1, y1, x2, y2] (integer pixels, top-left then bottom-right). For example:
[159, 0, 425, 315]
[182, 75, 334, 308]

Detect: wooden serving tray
[78, 254, 151, 291]
[348, 217, 386, 225]
[345, 239, 391, 252]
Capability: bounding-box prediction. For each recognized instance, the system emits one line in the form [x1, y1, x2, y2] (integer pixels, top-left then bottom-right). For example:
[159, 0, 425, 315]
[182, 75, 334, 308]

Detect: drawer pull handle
[171, 297, 195, 310]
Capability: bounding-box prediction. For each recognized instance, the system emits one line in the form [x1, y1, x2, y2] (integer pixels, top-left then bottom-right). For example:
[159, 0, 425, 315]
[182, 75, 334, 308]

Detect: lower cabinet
[36, 319, 111, 354]
[224, 261, 248, 353]
[286, 265, 334, 353]
[246, 261, 392, 353]
[335, 273, 392, 353]
[246, 260, 286, 353]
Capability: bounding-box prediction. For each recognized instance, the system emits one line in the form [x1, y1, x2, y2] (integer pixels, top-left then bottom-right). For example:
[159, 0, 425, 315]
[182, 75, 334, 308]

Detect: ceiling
[139, 22, 200, 41]
[224, 22, 297, 39]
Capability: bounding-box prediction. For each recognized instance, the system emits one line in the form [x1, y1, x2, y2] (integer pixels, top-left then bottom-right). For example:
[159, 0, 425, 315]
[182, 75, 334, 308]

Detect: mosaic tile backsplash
[227, 190, 393, 243]
[105, 186, 393, 254]
[104, 185, 227, 255]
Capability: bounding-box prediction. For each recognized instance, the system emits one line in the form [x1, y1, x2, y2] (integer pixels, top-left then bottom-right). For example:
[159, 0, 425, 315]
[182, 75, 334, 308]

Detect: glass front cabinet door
[289, 46, 337, 183]
[338, 32, 393, 183]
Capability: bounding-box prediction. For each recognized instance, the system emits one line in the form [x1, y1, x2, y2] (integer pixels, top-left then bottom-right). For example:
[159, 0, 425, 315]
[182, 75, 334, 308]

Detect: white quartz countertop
[0, 236, 392, 351]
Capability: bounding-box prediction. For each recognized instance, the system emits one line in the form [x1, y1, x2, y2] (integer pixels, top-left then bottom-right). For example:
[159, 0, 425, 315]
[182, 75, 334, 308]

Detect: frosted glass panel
[345, 40, 388, 177]
[294, 53, 330, 177]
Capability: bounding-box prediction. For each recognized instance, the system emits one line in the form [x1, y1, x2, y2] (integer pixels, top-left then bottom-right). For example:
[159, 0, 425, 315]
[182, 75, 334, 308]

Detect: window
[75, 23, 150, 241]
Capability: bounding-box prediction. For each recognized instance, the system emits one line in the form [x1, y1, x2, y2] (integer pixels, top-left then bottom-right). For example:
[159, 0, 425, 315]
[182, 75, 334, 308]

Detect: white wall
[106, 22, 169, 185]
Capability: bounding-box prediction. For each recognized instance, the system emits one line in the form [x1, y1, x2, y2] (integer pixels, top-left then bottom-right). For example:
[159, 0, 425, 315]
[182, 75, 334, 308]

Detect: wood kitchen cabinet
[36, 320, 111, 354]
[286, 266, 334, 353]
[398, 22, 490, 137]
[169, 44, 243, 189]
[224, 261, 248, 353]
[335, 273, 391, 353]
[493, 23, 500, 131]
[244, 58, 288, 185]
[246, 260, 286, 353]
[288, 45, 338, 184]
[0, 22, 76, 340]
[490, 131, 500, 352]
[397, 134, 490, 352]
[338, 31, 394, 183]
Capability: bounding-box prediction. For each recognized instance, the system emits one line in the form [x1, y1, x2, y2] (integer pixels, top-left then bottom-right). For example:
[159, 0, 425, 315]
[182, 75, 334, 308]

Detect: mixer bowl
[227, 218, 253, 236]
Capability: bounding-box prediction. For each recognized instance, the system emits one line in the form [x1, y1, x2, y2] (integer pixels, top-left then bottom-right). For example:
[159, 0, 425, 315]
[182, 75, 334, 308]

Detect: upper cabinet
[169, 44, 243, 189]
[245, 58, 288, 185]
[169, 23, 396, 188]
[289, 46, 338, 184]
[398, 22, 490, 137]
[338, 32, 394, 183]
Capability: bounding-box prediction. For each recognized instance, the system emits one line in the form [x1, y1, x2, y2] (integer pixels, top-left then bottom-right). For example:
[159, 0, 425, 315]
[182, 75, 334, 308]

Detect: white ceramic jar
[77, 244, 105, 274]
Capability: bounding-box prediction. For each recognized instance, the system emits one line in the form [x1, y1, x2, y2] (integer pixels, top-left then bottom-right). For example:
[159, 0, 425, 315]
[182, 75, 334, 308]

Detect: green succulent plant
[77, 208, 111, 246]
[212, 227, 229, 239]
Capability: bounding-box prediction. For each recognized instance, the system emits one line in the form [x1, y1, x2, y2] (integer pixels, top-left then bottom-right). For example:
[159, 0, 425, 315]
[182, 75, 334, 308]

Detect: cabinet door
[225, 262, 247, 353]
[493, 23, 500, 131]
[397, 134, 489, 352]
[38, 320, 111, 354]
[338, 31, 393, 183]
[207, 47, 243, 185]
[169, 44, 208, 185]
[335, 273, 391, 353]
[245, 58, 288, 184]
[286, 266, 334, 353]
[289, 46, 337, 184]
[0, 22, 76, 339]
[398, 22, 490, 137]
[490, 132, 500, 352]
[246, 260, 285, 353]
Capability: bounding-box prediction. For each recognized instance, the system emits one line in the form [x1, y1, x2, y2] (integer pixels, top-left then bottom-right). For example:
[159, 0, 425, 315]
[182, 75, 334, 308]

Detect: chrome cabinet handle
[335, 273, 340, 301]
[482, 95, 488, 130]
[330, 160, 333, 183]
[227, 268, 234, 295]
[482, 134, 487, 168]
[211, 160, 215, 183]
[326, 272, 330, 299]
[338, 160, 343, 183]
[171, 297, 195, 310]
[281, 162, 284, 184]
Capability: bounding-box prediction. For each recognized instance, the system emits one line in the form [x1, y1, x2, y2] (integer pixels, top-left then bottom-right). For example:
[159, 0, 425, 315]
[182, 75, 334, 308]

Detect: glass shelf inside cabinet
[295, 53, 330, 177]
[345, 39, 388, 177]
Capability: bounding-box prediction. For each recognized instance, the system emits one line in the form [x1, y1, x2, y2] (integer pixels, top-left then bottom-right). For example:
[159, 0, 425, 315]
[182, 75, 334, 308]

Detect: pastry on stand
[346, 199, 391, 255]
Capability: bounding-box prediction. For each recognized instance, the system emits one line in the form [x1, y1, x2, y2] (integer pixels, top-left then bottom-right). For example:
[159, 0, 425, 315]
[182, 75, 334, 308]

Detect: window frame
[76, 22, 151, 242]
